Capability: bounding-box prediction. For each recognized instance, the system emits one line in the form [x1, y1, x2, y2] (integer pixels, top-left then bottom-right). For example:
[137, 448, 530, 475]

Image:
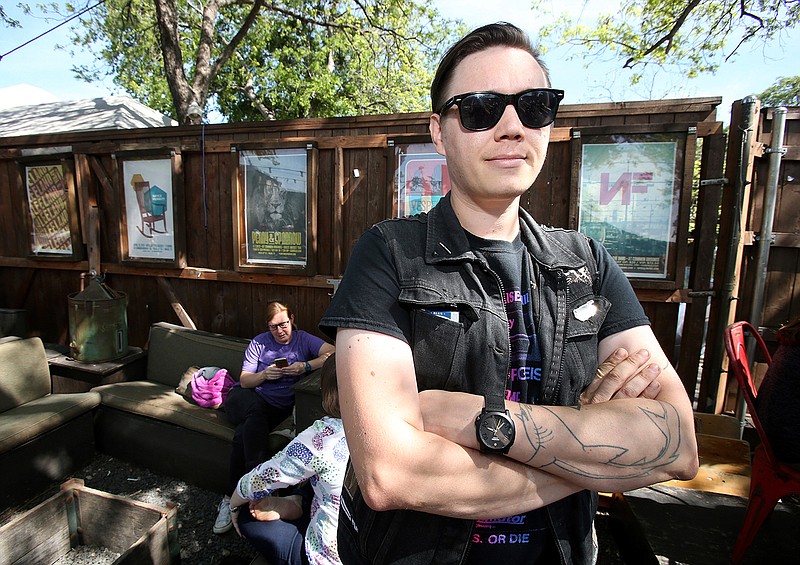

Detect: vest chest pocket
[563, 295, 611, 400]
[408, 308, 467, 391]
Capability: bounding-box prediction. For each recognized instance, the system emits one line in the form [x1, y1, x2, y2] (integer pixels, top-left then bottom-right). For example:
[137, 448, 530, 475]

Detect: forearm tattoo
[513, 401, 682, 480]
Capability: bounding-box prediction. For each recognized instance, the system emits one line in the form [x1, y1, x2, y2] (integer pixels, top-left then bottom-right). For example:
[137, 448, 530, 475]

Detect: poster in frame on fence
[119, 152, 185, 266]
[575, 130, 690, 281]
[234, 144, 317, 273]
[22, 159, 83, 260]
[392, 139, 450, 218]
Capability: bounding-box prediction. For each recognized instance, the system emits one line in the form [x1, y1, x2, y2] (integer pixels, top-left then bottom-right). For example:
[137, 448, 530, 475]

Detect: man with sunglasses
[321, 22, 697, 564]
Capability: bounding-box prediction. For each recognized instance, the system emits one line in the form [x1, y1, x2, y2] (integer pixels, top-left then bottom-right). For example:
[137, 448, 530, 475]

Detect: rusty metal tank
[68, 277, 128, 363]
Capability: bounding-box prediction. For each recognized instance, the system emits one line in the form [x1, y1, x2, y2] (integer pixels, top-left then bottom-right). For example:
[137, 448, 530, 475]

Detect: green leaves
[758, 76, 800, 107]
[31, 0, 464, 123]
[533, 0, 799, 84]
[0, 6, 21, 28]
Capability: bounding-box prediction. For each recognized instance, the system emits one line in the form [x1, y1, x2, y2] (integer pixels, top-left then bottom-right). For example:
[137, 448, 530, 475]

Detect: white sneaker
[213, 495, 232, 534]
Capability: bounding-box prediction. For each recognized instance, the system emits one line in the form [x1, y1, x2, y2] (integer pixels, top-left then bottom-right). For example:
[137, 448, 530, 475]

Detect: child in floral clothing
[230, 355, 347, 565]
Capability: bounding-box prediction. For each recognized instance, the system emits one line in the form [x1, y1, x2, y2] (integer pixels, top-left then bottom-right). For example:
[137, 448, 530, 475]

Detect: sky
[1, 0, 798, 123]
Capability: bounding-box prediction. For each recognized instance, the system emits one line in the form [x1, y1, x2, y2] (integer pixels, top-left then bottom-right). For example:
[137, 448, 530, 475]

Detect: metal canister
[68, 278, 129, 363]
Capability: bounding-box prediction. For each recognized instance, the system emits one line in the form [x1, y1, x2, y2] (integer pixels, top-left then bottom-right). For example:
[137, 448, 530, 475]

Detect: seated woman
[230, 354, 347, 565]
[214, 301, 335, 534]
[756, 315, 800, 465]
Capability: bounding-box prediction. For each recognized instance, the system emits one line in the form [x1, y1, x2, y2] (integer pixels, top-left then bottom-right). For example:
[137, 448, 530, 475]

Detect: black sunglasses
[437, 88, 565, 131]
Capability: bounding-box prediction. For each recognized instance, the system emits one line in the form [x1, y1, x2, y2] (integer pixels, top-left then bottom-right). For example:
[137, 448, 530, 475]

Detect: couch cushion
[94, 381, 236, 442]
[0, 337, 51, 412]
[0, 391, 101, 454]
[146, 323, 250, 388]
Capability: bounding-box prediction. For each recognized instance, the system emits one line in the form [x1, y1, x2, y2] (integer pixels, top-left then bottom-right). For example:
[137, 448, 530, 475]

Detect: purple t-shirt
[241, 329, 326, 409]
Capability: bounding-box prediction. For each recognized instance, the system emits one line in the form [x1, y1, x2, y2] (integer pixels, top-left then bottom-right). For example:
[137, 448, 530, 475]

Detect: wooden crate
[0, 479, 178, 565]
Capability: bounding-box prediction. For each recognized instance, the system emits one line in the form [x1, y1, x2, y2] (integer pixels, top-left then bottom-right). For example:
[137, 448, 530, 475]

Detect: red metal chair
[724, 321, 800, 564]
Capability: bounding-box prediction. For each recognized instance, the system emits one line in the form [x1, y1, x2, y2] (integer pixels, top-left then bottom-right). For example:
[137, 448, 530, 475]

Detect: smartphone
[274, 357, 289, 368]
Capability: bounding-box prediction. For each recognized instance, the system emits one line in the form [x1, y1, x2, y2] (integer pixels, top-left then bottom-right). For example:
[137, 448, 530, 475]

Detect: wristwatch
[304, 361, 312, 373]
[475, 395, 515, 454]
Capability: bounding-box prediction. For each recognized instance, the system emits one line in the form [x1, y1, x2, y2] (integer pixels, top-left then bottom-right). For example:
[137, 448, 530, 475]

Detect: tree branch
[623, 0, 702, 68]
[195, 0, 264, 96]
[239, 76, 275, 120]
[153, 0, 192, 121]
[192, 0, 220, 100]
[725, 21, 762, 61]
[260, 1, 359, 32]
[739, 0, 764, 28]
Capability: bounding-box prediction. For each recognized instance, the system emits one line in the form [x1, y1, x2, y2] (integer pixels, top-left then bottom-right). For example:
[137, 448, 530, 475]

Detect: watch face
[478, 412, 514, 450]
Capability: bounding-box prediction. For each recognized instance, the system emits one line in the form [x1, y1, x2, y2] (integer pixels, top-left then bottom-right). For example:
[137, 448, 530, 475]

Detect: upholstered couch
[92, 322, 301, 493]
[0, 336, 100, 507]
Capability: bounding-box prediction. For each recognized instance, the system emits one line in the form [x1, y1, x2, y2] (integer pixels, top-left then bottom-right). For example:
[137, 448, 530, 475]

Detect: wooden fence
[701, 103, 800, 413]
[5, 96, 794, 412]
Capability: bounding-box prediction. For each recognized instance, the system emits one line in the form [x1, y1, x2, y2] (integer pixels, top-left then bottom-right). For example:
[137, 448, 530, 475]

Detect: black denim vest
[339, 194, 607, 565]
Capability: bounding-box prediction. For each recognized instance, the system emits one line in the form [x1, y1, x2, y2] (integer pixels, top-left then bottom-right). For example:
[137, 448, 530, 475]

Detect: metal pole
[747, 107, 788, 327]
[736, 107, 788, 426]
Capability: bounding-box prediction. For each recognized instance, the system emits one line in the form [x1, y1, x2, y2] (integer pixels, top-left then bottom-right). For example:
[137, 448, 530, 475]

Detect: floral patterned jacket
[237, 416, 348, 565]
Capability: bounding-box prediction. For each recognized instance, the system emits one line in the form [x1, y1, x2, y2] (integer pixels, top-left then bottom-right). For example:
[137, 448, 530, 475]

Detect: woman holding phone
[214, 300, 335, 534]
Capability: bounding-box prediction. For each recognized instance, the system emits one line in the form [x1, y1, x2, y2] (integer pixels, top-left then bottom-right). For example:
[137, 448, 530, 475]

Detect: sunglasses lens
[517, 90, 560, 128]
[456, 90, 561, 131]
[460, 93, 506, 131]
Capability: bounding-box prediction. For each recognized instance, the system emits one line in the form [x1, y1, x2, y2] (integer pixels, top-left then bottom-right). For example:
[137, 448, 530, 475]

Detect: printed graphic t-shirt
[462, 232, 557, 564]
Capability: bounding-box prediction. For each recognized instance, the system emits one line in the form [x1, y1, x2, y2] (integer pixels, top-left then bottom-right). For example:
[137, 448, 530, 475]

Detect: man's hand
[579, 348, 662, 405]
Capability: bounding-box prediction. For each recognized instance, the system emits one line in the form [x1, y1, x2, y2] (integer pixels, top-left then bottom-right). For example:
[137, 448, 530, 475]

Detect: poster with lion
[240, 149, 307, 266]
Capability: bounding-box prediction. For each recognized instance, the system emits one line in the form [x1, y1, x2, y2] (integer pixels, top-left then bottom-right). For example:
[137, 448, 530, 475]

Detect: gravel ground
[1, 454, 256, 565]
[2, 453, 626, 565]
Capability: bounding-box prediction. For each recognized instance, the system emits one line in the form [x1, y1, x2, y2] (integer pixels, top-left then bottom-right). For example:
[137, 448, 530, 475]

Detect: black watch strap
[484, 393, 506, 413]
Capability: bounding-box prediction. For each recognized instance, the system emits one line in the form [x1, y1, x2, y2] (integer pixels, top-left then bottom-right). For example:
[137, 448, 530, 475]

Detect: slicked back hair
[430, 22, 550, 113]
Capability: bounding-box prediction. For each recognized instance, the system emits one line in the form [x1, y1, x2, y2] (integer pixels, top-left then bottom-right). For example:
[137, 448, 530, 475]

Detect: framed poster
[118, 152, 185, 266]
[22, 160, 83, 259]
[234, 144, 317, 273]
[574, 128, 692, 283]
[392, 140, 450, 218]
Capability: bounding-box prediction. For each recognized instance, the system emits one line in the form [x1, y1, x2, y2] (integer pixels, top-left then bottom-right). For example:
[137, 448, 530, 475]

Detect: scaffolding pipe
[747, 107, 788, 329]
[706, 97, 758, 416]
[736, 107, 788, 426]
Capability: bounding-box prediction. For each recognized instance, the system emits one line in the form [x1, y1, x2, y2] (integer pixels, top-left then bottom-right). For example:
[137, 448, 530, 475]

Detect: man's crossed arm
[420, 326, 698, 493]
[335, 326, 698, 520]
